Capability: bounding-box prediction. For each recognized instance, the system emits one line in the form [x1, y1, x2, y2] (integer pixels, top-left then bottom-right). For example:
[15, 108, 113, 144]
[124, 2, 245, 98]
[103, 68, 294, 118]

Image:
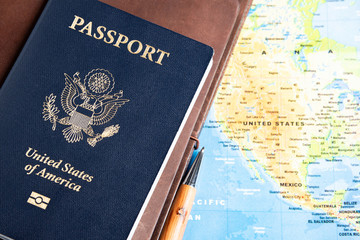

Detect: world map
[183, 0, 360, 239]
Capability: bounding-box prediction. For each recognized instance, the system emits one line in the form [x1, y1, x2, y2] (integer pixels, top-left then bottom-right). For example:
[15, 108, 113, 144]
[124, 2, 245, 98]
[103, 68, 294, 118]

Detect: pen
[159, 147, 204, 240]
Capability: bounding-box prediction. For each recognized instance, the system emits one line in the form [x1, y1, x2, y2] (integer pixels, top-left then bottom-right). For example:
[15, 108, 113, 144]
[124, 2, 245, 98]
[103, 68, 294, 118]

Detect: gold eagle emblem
[42, 69, 129, 147]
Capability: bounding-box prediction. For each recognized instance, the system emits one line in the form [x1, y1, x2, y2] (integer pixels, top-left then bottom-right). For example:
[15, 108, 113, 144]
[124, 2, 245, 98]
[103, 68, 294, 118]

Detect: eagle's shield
[69, 106, 93, 129]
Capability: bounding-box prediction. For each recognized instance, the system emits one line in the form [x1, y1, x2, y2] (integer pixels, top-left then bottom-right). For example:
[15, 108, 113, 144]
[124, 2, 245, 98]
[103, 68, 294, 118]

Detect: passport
[0, 0, 213, 239]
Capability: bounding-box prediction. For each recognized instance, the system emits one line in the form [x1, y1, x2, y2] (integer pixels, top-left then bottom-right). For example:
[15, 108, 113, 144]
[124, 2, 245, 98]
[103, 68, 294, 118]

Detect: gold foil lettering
[141, 44, 156, 61]
[113, 33, 129, 48]
[68, 15, 85, 30]
[45, 172, 57, 181]
[79, 22, 93, 36]
[94, 26, 106, 40]
[87, 176, 94, 182]
[155, 49, 170, 65]
[68, 15, 171, 65]
[24, 147, 91, 192]
[104, 30, 117, 44]
[55, 177, 62, 184]
[127, 40, 143, 54]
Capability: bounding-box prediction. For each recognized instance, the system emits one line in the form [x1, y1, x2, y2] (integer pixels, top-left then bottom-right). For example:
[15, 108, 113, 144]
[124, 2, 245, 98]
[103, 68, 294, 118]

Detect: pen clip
[190, 136, 199, 150]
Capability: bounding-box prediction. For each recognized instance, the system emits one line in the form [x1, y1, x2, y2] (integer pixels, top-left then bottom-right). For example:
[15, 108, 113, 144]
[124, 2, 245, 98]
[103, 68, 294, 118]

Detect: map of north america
[184, 0, 360, 239]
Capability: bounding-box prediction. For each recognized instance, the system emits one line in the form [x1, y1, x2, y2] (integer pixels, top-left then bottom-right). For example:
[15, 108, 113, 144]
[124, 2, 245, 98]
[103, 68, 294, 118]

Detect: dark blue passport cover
[0, 0, 213, 239]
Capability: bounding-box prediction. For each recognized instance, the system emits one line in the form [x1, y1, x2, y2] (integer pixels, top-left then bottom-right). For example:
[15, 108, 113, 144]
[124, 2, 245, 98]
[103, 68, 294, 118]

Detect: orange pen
[159, 147, 204, 240]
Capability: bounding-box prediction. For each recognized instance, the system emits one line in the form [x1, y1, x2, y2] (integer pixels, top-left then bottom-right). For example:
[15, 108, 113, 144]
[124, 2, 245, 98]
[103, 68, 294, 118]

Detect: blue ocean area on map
[307, 157, 360, 201]
[313, 0, 360, 51]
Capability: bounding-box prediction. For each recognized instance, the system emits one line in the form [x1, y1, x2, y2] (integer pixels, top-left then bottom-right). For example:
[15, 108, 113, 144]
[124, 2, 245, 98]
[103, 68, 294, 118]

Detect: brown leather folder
[0, 0, 252, 239]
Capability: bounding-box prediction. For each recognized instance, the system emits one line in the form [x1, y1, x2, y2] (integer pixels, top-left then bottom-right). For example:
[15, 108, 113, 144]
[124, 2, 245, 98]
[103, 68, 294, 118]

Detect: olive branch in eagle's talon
[42, 93, 60, 131]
